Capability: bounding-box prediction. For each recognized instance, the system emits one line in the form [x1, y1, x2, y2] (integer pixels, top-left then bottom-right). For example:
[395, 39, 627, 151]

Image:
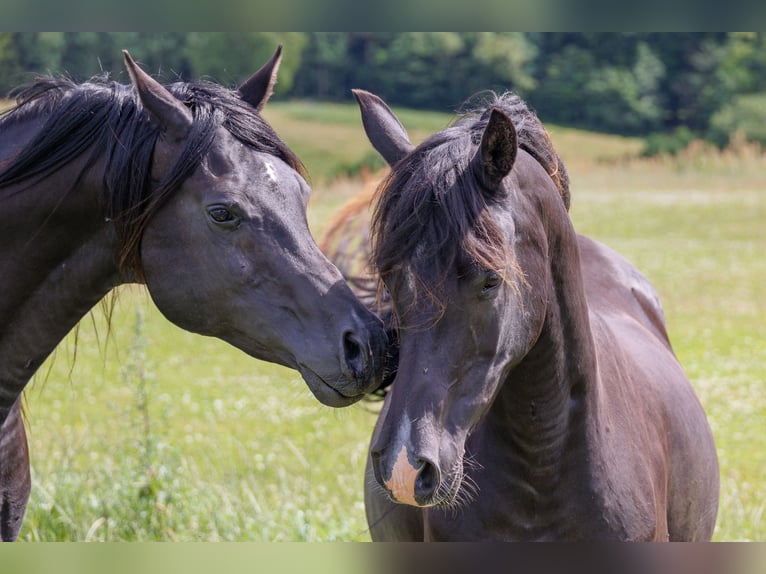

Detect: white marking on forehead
[264, 160, 278, 184]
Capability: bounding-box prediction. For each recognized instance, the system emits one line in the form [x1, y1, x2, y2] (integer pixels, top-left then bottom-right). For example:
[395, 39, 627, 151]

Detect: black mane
[371, 92, 569, 317]
[0, 74, 304, 274]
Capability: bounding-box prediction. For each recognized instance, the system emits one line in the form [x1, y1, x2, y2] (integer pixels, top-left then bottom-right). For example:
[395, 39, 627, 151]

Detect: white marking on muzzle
[385, 444, 420, 506]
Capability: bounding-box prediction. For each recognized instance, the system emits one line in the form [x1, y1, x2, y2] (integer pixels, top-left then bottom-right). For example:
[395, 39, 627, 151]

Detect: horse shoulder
[576, 235, 667, 340]
[576, 234, 718, 540]
[576, 234, 695, 409]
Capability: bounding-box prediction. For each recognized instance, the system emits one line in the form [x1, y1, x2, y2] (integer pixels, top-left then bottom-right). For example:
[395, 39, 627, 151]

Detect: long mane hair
[370, 92, 569, 322]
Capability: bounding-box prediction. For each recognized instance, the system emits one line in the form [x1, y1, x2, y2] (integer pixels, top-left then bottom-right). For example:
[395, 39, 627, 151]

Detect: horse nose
[341, 328, 367, 381]
[339, 314, 387, 389]
[413, 458, 440, 504]
[372, 445, 441, 507]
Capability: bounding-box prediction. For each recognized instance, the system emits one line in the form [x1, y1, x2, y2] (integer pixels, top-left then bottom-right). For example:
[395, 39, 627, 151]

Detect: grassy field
[13, 100, 765, 541]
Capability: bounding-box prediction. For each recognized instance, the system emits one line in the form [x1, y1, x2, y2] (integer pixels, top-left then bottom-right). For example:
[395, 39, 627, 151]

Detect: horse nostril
[414, 458, 440, 503]
[342, 330, 367, 380]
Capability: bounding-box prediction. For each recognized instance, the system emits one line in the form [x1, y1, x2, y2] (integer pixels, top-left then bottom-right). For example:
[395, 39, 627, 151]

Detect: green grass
[15, 101, 766, 541]
[23, 295, 380, 541]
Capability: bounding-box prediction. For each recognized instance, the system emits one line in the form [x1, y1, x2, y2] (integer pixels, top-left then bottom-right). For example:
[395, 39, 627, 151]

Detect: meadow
[10, 99, 765, 541]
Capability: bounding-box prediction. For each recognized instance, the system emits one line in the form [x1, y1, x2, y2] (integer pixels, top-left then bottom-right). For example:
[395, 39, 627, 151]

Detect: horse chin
[429, 460, 474, 510]
[390, 479, 465, 510]
[298, 365, 363, 408]
[427, 482, 469, 511]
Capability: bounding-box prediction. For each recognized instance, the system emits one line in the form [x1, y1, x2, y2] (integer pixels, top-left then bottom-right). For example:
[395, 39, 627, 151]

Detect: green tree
[0, 33, 21, 93]
[186, 33, 307, 93]
[717, 32, 766, 94]
[109, 33, 191, 82]
[376, 32, 467, 108]
[292, 33, 537, 111]
[470, 32, 537, 94]
[583, 41, 665, 133]
[529, 33, 731, 135]
[641, 33, 730, 131]
[56, 32, 118, 79]
[528, 43, 596, 127]
[290, 32, 349, 100]
[0, 33, 66, 93]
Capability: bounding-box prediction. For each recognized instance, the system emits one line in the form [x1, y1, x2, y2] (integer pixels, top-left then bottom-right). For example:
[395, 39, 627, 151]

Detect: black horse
[354, 89, 719, 541]
[0, 48, 389, 540]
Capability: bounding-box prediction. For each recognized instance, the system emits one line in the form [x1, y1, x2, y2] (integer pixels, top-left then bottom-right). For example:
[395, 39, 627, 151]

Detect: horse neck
[485, 213, 596, 487]
[0, 151, 123, 423]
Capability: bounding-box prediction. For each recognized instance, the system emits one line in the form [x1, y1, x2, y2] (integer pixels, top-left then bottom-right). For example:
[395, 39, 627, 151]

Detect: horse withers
[0, 48, 389, 540]
[353, 89, 719, 541]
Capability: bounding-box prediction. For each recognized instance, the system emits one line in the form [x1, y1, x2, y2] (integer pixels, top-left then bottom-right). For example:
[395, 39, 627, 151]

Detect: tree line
[2, 32, 766, 149]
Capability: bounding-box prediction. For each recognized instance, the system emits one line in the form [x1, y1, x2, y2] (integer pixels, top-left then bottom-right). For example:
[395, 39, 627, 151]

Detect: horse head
[355, 90, 558, 507]
[121, 52, 389, 406]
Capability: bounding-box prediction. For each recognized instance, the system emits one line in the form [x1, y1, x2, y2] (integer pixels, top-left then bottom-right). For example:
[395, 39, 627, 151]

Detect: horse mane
[0, 74, 305, 277]
[371, 92, 569, 321]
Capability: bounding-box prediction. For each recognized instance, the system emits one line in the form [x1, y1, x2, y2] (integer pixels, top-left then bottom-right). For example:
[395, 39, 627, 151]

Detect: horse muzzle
[372, 444, 443, 507]
[337, 312, 390, 394]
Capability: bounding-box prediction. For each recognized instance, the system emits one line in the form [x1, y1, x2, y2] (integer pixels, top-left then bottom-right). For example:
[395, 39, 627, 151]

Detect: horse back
[577, 235, 671, 346]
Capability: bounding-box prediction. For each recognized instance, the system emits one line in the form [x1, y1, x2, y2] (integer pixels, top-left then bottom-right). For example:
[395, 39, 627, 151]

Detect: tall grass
[13, 101, 766, 541]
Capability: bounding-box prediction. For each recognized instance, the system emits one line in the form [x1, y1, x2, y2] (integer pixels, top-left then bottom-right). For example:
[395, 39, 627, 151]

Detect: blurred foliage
[708, 92, 766, 148]
[2, 33, 766, 151]
[642, 126, 698, 157]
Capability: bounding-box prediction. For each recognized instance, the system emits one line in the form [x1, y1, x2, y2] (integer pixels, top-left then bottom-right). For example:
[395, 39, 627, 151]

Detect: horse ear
[352, 89, 414, 166]
[123, 50, 192, 141]
[238, 45, 282, 111]
[471, 107, 517, 193]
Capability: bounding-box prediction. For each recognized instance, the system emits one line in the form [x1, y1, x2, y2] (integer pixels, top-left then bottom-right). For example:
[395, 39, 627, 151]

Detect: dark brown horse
[353, 89, 719, 541]
[0, 48, 389, 540]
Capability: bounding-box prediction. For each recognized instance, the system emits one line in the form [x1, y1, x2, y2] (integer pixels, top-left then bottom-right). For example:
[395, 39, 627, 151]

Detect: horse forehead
[204, 131, 265, 176]
[205, 142, 301, 192]
[263, 160, 278, 184]
[252, 154, 306, 195]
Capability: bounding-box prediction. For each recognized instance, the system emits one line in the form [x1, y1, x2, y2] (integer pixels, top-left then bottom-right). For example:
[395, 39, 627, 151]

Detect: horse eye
[208, 206, 235, 224]
[482, 272, 502, 294]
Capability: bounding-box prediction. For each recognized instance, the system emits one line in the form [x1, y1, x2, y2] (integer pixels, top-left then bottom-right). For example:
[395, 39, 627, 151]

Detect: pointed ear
[470, 108, 517, 193]
[238, 45, 282, 111]
[352, 89, 414, 166]
[123, 50, 192, 141]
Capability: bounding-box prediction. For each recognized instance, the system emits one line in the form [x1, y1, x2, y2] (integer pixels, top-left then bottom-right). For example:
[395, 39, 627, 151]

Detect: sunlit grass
[15, 100, 766, 541]
[22, 292, 379, 541]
